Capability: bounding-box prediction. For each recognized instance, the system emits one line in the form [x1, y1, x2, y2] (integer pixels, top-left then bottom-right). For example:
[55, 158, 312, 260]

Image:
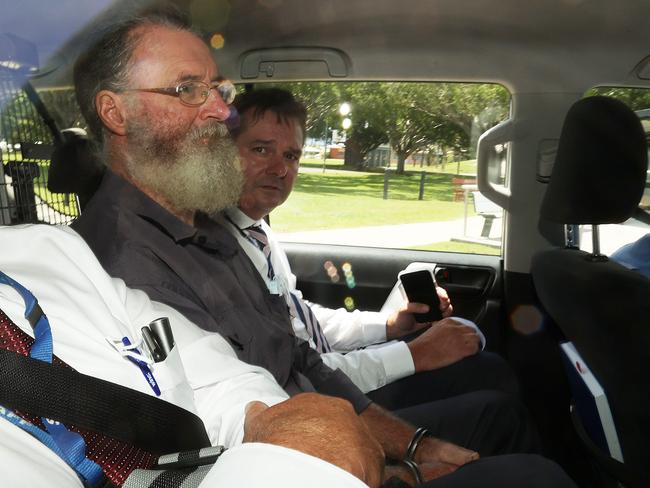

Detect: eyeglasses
[125, 79, 236, 106]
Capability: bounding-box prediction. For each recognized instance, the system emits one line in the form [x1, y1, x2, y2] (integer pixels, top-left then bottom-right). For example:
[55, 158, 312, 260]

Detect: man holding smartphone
[226, 88, 520, 410]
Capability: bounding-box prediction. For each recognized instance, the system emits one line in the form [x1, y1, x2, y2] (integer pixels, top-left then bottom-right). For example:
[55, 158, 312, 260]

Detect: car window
[251, 81, 510, 256]
[579, 87, 650, 254]
[0, 80, 81, 225]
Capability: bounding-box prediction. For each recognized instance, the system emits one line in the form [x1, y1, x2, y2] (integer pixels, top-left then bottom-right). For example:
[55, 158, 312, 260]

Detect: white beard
[124, 120, 244, 215]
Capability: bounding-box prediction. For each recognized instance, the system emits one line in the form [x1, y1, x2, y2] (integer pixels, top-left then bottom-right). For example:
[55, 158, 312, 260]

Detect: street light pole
[339, 102, 351, 166]
[322, 119, 328, 173]
[322, 102, 352, 173]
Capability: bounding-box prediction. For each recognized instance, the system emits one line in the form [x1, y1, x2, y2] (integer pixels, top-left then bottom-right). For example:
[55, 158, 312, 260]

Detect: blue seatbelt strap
[0, 270, 104, 485]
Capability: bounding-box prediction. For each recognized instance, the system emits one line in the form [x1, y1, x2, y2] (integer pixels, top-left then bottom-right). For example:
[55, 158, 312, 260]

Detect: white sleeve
[308, 302, 390, 351]
[319, 341, 415, 393]
[267, 224, 390, 351]
[201, 443, 368, 488]
[179, 334, 289, 448]
[142, 301, 289, 448]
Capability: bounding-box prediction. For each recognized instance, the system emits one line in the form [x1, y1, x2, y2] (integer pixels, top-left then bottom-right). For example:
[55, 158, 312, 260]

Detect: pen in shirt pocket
[141, 317, 176, 363]
[141, 326, 165, 362]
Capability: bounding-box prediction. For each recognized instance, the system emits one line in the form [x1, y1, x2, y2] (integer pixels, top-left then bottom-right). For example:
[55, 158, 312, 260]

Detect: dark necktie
[246, 225, 332, 353]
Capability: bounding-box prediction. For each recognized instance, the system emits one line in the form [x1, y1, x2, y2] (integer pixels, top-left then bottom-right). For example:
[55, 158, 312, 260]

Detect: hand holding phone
[398, 269, 443, 322]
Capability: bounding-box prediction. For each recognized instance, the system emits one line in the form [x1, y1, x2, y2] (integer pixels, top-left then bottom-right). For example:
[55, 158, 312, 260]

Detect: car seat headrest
[540, 96, 648, 224]
[48, 128, 105, 207]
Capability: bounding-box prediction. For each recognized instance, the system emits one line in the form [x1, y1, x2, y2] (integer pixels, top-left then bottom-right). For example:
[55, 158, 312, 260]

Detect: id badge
[268, 279, 280, 295]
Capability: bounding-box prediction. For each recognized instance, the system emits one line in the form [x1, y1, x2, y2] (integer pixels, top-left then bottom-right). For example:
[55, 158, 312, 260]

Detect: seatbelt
[0, 349, 211, 453]
[0, 270, 211, 486]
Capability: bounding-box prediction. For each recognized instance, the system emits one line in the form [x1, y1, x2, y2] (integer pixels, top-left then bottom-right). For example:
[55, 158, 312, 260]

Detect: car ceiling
[3, 0, 650, 93]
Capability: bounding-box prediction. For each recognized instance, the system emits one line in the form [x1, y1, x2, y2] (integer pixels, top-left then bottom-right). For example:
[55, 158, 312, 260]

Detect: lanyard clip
[25, 301, 44, 329]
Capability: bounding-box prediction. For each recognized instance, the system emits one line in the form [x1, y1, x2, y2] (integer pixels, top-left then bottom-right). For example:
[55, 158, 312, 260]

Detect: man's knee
[478, 389, 526, 420]
[469, 352, 519, 395]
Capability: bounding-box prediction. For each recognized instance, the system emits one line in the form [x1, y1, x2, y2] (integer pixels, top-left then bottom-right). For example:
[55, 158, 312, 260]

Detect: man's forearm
[359, 402, 413, 459]
[359, 402, 479, 480]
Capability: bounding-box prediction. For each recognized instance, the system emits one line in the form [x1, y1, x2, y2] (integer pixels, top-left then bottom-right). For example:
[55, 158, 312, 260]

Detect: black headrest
[48, 129, 105, 206]
[540, 96, 648, 224]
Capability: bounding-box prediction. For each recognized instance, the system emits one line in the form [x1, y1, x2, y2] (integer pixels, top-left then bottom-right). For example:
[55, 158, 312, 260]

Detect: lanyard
[0, 270, 104, 485]
[120, 336, 161, 396]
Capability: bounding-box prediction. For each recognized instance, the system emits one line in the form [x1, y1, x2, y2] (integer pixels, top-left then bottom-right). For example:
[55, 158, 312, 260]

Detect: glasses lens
[178, 81, 209, 105]
[217, 80, 236, 105]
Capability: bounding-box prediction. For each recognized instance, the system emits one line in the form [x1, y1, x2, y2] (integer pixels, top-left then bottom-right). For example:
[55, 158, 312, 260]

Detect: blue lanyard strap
[0, 271, 52, 362]
[0, 270, 104, 485]
[121, 336, 161, 396]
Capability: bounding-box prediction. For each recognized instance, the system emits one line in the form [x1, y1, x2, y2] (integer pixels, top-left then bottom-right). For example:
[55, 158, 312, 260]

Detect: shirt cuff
[204, 443, 368, 488]
[370, 340, 415, 384]
[357, 311, 391, 345]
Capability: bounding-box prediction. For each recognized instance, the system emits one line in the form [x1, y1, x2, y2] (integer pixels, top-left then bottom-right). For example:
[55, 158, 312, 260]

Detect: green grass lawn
[272, 159, 502, 256]
[408, 241, 500, 255]
[272, 162, 477, 232]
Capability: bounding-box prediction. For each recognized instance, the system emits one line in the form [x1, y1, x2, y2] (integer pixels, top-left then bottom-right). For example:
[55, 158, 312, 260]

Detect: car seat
[531, 96, 650, 487]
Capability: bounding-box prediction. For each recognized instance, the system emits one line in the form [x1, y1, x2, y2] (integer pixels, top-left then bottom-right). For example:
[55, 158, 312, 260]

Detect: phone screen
[399, 270, 443, 322]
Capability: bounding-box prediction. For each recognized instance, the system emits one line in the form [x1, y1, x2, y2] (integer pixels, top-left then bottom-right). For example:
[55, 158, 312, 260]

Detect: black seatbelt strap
[0, 347, 210, 454]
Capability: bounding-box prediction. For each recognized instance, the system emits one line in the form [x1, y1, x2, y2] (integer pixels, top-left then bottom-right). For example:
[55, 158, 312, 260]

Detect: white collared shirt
[222, 208, 415, 394]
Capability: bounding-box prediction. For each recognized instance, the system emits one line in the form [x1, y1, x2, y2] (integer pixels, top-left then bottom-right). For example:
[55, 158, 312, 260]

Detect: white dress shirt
[222, 208, 415, 394]
[0, 224, 366, 488]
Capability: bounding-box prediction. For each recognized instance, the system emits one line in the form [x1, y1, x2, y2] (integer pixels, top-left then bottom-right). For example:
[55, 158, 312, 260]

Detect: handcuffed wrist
[401, 427, 432, 487]
[405, 427, 431, 463]
[401, 458, 423, 486]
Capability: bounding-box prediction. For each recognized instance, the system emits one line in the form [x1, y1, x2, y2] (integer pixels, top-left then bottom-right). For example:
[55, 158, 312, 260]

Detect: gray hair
[73, 9, 194, 143]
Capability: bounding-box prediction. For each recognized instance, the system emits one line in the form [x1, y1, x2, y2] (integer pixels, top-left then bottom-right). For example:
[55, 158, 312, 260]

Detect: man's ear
[96, 90, 128, 136]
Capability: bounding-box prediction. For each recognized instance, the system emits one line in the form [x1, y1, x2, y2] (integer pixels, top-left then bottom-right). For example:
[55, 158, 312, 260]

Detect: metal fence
[0, 69, 80, 226]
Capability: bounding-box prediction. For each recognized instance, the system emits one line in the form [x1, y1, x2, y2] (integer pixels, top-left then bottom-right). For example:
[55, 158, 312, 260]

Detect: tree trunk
[396, 152, 407, 174]
[344, 137, 365, 168]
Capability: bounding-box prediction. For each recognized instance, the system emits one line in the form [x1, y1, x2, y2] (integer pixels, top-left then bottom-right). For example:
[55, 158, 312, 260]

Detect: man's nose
[199, 88, 231, 121]
[266, 156, 288, 177]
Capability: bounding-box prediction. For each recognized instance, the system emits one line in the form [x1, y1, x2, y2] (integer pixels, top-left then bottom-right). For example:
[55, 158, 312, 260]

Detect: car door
[283, 243, 505, 350]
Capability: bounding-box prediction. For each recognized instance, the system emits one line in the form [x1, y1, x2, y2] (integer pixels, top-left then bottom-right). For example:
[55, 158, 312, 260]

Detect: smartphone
[398, 269, 443, 322]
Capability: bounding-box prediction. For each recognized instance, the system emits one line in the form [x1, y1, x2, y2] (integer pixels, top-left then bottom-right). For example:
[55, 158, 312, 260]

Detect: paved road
[276, 215, 502, 248]
[275, 216, 647, 253]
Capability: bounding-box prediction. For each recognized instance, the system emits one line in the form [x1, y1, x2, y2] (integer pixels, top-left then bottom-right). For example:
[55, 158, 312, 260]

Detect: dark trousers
[420, 454, 578, 488]
[392, 390, 541, 457]
[368, 351, 519, 409]
[368, 352, 541, 456]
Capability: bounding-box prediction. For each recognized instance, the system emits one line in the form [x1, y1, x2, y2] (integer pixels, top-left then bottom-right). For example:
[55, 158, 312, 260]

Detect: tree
[339, 83, 388, 166]
[417, 83, 509, 158]
[589, 87, 650, 111]
[265, 81, 342, 137]
[378, 84, 446, 174]
[252, 81, 510, 173]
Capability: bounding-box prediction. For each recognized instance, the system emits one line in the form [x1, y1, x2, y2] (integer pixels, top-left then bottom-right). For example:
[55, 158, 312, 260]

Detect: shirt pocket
[151, 345, 196, 412]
